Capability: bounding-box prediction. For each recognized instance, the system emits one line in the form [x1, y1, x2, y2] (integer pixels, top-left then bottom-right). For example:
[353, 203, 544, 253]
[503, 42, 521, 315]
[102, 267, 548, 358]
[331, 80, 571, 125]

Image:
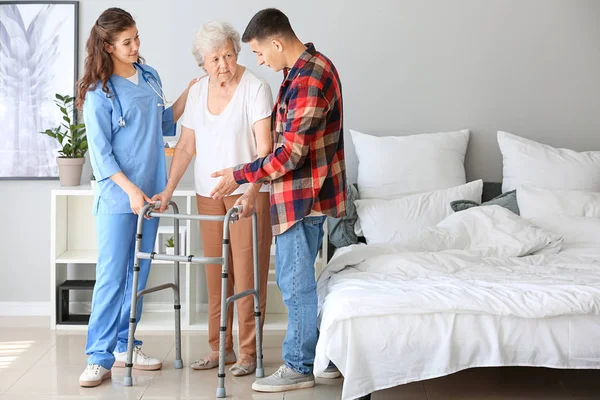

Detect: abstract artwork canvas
[0, 1, 78, 179]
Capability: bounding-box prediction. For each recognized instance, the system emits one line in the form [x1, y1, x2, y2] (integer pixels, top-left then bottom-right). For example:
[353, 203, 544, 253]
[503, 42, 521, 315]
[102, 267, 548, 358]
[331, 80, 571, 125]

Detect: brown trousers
[196, 193, 272, 357]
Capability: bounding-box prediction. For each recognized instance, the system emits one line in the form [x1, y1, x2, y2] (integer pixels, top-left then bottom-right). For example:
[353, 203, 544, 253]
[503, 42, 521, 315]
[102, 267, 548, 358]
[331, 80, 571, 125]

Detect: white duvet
[315, 206, 600, 399]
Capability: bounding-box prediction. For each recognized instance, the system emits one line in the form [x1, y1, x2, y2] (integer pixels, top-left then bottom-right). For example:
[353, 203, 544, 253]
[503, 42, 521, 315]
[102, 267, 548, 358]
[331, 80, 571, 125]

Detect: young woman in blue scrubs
[75, 8, 198, 387]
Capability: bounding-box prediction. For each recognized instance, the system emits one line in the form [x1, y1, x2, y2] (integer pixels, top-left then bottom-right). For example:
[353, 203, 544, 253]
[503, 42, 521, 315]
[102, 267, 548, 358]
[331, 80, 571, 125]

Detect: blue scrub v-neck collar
[112, 64, 149, 91]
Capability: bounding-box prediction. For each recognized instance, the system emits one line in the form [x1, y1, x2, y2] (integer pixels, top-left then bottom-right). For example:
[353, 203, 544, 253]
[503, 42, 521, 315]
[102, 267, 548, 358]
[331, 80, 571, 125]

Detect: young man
[209, 7, 346, 393]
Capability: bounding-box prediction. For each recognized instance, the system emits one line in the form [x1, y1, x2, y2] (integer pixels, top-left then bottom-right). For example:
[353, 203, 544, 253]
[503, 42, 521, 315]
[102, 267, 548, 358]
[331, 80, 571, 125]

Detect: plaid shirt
[233, 43, 347, 235]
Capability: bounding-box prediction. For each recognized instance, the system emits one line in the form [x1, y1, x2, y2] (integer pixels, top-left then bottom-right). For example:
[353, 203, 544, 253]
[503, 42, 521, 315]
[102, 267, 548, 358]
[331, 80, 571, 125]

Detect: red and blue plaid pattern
[234, 43, 347, 235]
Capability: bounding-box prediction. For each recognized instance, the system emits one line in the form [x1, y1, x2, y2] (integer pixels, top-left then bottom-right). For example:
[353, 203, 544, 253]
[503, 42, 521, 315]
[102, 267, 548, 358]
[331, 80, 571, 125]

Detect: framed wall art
[0, 1, 78, 179]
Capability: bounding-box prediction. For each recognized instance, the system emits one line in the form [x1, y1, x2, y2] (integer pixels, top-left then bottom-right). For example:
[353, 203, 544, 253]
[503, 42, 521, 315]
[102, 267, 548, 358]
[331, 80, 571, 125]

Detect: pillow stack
[335, 127, 599, 251]
[497, 131, 600, 253]
[350, 128, 482, 245]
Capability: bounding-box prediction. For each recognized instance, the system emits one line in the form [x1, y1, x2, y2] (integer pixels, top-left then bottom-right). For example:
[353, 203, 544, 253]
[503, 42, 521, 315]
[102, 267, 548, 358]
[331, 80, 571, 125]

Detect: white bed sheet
[317, 312, 600, 400]
[315, 207, 600, 400]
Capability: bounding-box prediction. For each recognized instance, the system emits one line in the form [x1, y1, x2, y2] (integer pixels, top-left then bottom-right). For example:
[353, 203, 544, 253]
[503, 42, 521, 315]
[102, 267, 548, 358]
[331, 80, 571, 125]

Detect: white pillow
[517, 186, 600, 253]
[351, 129, 470, 200]
[517, 186, 600, 218]
[402, 206, 563, 258]
[498, 131, 600, 193]
[355, 180, 483, 244]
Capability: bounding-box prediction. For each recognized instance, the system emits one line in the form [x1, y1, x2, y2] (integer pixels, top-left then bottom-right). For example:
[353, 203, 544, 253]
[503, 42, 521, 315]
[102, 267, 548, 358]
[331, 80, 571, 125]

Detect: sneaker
[79, 364, 111, 387]
[318, 362, 341, 379]
[113, 345, 162, 371]
[252, 365, 315, 393]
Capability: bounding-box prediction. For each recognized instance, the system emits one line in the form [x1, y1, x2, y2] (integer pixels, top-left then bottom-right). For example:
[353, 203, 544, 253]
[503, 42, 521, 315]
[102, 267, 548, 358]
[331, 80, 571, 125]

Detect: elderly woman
[153, 21, 273, 376]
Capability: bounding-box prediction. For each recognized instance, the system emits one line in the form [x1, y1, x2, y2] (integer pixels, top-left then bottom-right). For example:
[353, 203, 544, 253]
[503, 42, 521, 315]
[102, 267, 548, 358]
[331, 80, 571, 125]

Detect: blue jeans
[275, 216, 326, 375]
[86, 214, 159, 370]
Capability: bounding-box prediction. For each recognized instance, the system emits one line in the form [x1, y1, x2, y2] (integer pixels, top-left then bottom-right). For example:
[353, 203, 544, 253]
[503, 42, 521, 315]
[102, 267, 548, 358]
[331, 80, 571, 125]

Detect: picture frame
[0, 1, 79, 180]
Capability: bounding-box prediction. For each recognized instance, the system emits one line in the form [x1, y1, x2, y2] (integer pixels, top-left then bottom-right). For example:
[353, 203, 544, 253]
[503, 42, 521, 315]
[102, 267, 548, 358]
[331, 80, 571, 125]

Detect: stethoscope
[108, 63, 171, 128]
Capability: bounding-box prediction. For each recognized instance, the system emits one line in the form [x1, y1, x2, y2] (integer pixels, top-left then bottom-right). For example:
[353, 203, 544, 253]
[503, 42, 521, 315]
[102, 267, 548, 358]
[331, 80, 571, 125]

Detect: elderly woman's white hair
[191, 21, 241, 67]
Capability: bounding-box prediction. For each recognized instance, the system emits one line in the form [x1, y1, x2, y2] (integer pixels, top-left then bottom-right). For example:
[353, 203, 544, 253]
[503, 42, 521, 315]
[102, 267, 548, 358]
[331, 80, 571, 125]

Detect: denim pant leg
[275, 216, 325, 375]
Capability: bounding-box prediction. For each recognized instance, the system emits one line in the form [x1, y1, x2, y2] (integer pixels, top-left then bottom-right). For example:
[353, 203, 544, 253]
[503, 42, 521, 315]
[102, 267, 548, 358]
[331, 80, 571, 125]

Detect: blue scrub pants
[85, 213, 159, 369]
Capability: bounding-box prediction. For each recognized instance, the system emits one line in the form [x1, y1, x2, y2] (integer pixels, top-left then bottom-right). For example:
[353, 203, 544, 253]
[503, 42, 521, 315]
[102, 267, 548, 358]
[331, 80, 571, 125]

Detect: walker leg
[252, 214, 264, 378]
[124, 214, 145, 387]
[173, 206, 183, 369]
[173, 272, 183, 370]
[216, 222, 231, 398]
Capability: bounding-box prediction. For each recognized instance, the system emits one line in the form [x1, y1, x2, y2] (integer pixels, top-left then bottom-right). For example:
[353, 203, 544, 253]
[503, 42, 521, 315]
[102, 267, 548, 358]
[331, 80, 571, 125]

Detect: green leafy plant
[40, 94, 88, 158]
[90, 173, 96, 181]
[166, 236, 175, 248]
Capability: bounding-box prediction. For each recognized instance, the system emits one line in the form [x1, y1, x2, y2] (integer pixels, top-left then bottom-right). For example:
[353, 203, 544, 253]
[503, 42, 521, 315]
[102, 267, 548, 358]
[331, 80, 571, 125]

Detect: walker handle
[229, 205, 243, 222]
[145, 200, 170, 217]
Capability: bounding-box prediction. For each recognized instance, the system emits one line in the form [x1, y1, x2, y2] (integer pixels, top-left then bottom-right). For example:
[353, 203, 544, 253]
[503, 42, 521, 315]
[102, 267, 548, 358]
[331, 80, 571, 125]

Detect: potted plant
[165, 236, 175, 255]
[40, 94, 88, 186]
[90, 173, 96, 189]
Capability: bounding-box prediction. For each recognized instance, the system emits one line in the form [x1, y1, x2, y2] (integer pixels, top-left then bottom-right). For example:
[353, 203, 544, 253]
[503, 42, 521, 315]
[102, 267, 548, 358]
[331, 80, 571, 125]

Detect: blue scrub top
[83, 64, 174, 215]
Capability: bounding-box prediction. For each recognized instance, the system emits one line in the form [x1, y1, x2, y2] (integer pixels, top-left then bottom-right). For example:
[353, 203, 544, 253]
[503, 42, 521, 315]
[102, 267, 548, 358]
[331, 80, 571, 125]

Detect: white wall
[1, 0, 600, 307]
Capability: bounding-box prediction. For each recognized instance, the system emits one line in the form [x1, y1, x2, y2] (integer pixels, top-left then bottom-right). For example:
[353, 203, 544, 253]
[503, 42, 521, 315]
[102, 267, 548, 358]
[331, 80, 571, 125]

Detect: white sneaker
[113, 345, 162, 371]
[79, 364, 111, 387]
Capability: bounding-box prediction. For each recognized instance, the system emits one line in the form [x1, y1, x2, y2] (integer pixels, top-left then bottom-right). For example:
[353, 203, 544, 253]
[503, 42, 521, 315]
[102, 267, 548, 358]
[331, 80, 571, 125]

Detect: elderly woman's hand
[233, 192, 257, 219]
[210, 167, 239, 199]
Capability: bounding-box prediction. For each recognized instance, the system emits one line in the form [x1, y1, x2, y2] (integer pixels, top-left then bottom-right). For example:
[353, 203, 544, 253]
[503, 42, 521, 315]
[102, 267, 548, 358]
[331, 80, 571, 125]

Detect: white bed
[315, 206, 600, 400]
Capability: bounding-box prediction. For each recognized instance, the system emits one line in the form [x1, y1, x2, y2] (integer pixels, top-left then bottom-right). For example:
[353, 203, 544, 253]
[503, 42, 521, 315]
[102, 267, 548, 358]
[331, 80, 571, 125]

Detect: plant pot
[90, 180, 96, 189]
[57, 157, 85, 187]
[165, 247, 175, 255]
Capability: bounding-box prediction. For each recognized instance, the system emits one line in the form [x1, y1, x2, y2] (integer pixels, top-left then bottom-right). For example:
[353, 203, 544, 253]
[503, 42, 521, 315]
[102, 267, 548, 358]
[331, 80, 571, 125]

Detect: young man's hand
[210, 167, 240, 199]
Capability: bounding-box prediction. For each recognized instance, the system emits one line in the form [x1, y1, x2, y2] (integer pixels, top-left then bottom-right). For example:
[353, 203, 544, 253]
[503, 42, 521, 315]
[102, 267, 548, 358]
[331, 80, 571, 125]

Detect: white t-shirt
[180, 69, 273, 197]
[126, 70, 139, 85]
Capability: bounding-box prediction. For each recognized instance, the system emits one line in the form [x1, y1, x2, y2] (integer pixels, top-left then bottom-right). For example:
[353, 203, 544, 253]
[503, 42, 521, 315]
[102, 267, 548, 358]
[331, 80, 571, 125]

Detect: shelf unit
[50, 184, 328, 331]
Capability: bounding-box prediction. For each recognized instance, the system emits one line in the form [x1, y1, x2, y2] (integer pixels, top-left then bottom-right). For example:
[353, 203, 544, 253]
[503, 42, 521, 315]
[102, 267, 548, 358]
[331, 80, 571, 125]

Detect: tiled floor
[1, 317, 599, 399]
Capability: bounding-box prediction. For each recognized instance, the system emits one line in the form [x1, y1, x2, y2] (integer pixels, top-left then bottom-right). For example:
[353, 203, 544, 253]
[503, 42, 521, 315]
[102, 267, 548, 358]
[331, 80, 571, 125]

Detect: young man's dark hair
[241, 8, 295, 42]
